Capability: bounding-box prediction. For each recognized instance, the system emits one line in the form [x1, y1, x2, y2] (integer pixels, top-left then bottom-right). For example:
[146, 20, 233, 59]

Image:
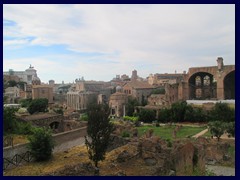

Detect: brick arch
[188, 71, 216, 100]
[223, 70, 235, 99]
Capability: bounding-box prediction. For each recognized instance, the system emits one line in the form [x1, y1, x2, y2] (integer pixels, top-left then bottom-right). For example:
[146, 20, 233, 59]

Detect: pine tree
[85, 103, 114, 172]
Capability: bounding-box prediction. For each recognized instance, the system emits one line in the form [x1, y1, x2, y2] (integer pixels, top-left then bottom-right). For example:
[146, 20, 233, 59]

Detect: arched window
[203, 76, 210, 86]
[195, 76, 201, 86]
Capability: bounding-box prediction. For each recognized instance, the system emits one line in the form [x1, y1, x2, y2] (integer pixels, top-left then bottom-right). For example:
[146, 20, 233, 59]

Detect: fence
[3, 126, 87, 170]
[3, 151, 34, 170]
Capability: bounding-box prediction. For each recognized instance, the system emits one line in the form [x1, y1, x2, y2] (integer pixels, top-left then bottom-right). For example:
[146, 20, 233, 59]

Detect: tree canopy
[85, 103, 114, 170]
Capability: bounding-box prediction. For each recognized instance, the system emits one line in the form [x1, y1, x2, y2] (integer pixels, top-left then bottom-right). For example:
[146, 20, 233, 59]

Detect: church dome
[32, 75, 41, 85]
[116, 86, 122, 92]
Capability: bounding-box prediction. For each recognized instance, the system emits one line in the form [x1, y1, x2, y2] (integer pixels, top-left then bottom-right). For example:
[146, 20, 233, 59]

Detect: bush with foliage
[28, 127, 54, 161]
[208, 121, 226, 141]
[80, 113, 89, 121]
[16, 122, 35, 135]
[225, 121, 235, 137]
[123, 116, 138, 122]
[171, 101, 188, 122]
[126, 97, 139, 116]
[121, 131, 130, 138]
[138, 109, 156, 123]
[158, 108, 172, 123]
[53, 108, 63, 115]
[151, 88, 165, 95]
[19, 98, 32, 108]
[3, 107, 19, 133]
[27, 98, 48, 114]
[209, 102, 235, 122]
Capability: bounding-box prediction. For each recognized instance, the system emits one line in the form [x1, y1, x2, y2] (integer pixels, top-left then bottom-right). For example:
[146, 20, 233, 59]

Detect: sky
[3, 4, 235, 84]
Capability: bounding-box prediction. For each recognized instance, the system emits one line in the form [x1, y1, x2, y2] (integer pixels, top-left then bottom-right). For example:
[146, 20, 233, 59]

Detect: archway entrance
[188, 72, 216, 100]
[49, 121, 60, 131]
[224, 70, 235, 99]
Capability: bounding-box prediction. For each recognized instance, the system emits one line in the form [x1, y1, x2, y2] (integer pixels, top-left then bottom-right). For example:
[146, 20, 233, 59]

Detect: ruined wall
[3, 127, 87, 159]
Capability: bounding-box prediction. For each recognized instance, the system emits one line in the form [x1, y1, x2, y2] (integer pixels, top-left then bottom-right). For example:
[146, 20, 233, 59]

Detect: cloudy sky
[3, 4, 235, 83]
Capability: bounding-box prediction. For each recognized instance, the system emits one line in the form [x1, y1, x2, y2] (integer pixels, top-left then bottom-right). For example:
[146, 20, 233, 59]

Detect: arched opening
[49, 121, 60, 131]
[224, 70, 235, 99]
[188, 72, 216, 100]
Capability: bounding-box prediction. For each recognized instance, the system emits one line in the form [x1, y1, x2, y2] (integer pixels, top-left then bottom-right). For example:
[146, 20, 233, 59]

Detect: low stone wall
[3, 126, 87, 159]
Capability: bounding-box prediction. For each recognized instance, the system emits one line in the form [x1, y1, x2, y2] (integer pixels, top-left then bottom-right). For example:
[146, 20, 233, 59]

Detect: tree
[17, 81, 27, 90]
[138, 109, 156, 123]
[151, 88, 165, 95]
[7, 80, 17, 87]
[126, 97, 139, 116]
[19, 98, 32, 108]
[171, 101, 188, 122]
[3, 107, 18, 134]
[27, 98, 48, 114]
[85, 103, 114, 171]
[209, 102, 235, 122]
[28, 127, 54, 161]
[158, 108, 172, 123]
[208, 121, 225, 141]
[225, 121, 235, 137]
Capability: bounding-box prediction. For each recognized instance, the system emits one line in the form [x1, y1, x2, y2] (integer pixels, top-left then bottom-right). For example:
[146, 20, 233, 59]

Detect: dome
[32, 75, 41, 85]
[116, 86, 122, 92]
[32, 75, 40, 81]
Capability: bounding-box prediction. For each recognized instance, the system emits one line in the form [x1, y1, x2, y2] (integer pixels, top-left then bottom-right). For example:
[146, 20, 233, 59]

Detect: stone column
[217, 79, 224, 100]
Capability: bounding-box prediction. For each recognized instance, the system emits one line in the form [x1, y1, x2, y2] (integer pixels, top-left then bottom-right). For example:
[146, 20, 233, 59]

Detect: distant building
[4, 86, 20, 103]
[3, 65, 38, 84]
[67, 91, 96, 111]
[123, 80, 155, 105]
[109, 86, 128, 117]
[32, 85, 54, 104]
[148, 72, 185, 86]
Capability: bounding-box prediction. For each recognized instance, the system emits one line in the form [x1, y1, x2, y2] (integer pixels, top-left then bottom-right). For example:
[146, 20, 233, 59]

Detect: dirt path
[53, 137, 85, 153]
[192, 128, 208, 138]
[206, 165, 235, 176]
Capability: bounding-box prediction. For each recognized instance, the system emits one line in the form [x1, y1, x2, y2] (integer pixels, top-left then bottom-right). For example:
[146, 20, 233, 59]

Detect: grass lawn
[137, 125, 207, 140]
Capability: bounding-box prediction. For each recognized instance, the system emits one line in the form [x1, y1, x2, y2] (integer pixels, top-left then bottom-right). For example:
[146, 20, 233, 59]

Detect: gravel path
[53, 137, 85, 153]
[206, 165, 235, 176]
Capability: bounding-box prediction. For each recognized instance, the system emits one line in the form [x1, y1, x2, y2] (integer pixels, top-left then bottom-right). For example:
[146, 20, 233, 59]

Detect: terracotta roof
[124, 80, 154, 89]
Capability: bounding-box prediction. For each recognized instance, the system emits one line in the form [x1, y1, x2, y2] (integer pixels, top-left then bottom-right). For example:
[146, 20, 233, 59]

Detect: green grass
[137, 125, 207, 140]
[228, 145, 235, 158]
[203, 130, 212, 137]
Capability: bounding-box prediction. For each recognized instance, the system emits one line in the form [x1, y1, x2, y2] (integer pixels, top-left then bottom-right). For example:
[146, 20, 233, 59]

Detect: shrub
[123, 116, 138, 122]
[209, 102, 235, 122]
[208, 121, 226, 141]
[158, 108, 172, 123]
[171, 101, 188, 122]
[27, 98, 48, 114]
[166, 139, 172, 147]
[121, 131, 130, 138]
[225, 121, 235, 137]
[3, 107, 19, 133]
[28, 128, 54, 161]
[80, 113, 89, 121]
[138, 109, 156, 123]
[16, 122, 35, 135]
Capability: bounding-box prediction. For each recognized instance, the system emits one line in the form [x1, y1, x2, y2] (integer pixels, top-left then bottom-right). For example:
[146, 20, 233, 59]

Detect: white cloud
[3, 4, 235, 82]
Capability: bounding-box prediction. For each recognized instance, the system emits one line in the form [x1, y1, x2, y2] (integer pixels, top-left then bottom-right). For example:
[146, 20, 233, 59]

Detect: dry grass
[4, 143, 155, 176]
